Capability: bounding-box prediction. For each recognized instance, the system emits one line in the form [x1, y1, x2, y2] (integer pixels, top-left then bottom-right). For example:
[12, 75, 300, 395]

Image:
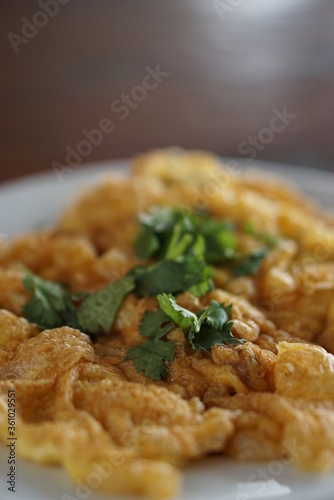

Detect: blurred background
[1, 0, 334, 183]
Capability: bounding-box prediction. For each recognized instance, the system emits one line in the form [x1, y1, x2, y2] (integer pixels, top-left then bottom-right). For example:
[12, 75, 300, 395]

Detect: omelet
[0, 149, 334, 499]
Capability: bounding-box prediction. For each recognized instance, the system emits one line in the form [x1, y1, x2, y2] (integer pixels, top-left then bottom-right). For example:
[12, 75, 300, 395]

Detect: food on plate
[0, 148, 334, 498]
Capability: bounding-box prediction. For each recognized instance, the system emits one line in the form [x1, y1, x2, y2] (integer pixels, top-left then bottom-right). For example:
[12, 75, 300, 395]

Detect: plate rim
[0, 157, 333, 192]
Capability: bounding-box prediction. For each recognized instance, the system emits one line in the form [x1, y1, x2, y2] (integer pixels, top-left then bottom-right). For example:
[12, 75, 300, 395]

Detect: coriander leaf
[139, 308, 174, 338]
[205, 301, 233, 330]
[188, 264, 213, 297]
[190, 234, 206, 259]
[22, 271, 72, 329]
[133, 225, 160, 259]
[23, 271, 66, 311]
[158, 293, 200, 331]
[189, 324, 226, 351]
[188, 300, 244, 352]
[203, 230, 237, 264]
[128, 257, 208, 297]
[220, 321, 246, 345]
[194, 216, 237, 264]
[78, 275, 135, 334]
[164, 222, 194, 260]
[59, 301, 85, 331]
[189, 322, 245, 352]
[23, 287, 63, 329]
[134, 206, 238, 264]
[125, 338, 175, 380]
[140, 206, 194, 260]
[234, 248, 268, 277]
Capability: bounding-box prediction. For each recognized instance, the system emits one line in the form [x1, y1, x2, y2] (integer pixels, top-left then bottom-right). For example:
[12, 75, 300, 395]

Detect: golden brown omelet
[0, 149, 334, 498]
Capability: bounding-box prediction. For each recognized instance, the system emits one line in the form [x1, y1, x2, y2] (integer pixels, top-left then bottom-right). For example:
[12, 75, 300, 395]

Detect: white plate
[0, 158, 333, 500]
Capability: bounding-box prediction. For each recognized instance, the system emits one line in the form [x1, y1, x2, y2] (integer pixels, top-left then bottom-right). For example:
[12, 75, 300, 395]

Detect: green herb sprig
[125, 293, 245, 380]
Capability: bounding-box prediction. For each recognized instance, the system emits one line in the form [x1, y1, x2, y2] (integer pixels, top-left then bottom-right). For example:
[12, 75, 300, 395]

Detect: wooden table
[1, 0, 333, 183]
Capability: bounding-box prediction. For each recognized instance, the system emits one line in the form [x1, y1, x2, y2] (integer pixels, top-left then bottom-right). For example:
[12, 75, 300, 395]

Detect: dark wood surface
[1, 0, 334, 183]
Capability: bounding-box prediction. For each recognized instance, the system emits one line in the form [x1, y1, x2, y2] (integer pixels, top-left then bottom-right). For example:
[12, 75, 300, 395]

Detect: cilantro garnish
[187, 299, 238, 351]
[205, 299, 233, 330]
[22, 270, 80, 330]
[133, 206, 277, 279]
[189, 322, 242, 352]
[133, 225, 160, 260]
[22, 206, 276, 382]
[128, 257, 213, 297]
[158, 294, 242, 353]
[78, 276, 135, 334]
[192, 216, 237, 264]
[21, 257, 211, 335]
[125, 339, 175, 380]
[139, 309, 174, 338]
[22, 270, 135, 335]
[125, 293, 245, 380]
[158, 293, 200, 331]
[133, 206, 237, 264]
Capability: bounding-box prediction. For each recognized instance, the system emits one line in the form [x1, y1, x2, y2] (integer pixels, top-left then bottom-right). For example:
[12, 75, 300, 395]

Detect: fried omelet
[1, 149, 334, 498]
